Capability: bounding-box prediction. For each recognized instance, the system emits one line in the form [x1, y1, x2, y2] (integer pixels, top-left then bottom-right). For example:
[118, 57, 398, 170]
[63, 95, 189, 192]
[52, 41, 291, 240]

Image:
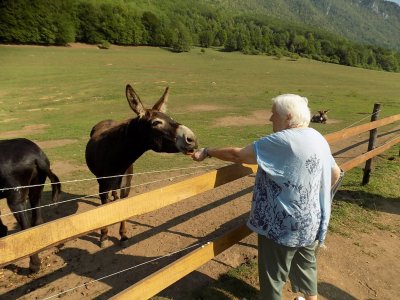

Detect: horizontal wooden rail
[111, 224, 252, 300]
[340, 135, 400, 171]
[325, 114, 400, 144]
[0, 163, 257, 267]
[112, 136, 400, 299]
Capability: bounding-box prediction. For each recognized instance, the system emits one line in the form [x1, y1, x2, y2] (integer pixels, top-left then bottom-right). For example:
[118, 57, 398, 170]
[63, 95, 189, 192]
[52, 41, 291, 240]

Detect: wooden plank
[110, 224, 252, 300]
[341, 136, 400, 172]
[0, 163, 257, 267]
[325, 114, 400, 144]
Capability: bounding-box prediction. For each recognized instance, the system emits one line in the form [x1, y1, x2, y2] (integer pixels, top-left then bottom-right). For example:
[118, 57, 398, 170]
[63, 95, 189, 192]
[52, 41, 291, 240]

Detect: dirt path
[0, 124, 399, 300]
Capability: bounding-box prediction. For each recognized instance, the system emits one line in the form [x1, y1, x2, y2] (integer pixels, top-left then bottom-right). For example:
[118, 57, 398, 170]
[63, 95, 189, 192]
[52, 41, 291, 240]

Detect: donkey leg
[28, 185, 45, 272]
[111, 191, 119, 202]
[119, 221, 128, 246]
[29, 185, 45, 227]
[8, 190, 41, 272]
[99, 189, 111, 248]
[118, 165, 133, 245]
[0, 217, 8, 238]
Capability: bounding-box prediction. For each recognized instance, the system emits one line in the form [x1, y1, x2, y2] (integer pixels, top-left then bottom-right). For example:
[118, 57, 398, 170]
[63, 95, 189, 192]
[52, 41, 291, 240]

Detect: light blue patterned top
[247, 127, 336, 247]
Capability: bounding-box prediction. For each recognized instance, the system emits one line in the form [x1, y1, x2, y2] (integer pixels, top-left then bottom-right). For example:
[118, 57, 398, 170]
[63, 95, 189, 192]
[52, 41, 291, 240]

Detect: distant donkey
[85, 84, 198, 247]
[311, 110, 329, 124]
[0, 138, 61, 272]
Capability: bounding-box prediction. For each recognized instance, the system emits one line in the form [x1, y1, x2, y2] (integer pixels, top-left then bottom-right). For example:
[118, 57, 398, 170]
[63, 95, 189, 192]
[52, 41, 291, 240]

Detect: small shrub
[98, 40, 111, 49]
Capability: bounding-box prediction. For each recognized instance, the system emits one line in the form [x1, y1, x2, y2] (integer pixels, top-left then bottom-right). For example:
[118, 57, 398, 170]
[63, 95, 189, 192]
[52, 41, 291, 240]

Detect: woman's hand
[191, 148, 209, 162]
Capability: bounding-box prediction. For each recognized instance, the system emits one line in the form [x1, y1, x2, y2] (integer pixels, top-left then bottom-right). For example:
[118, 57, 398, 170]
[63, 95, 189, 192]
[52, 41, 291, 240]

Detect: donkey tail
[36, 152, 62, 203]
[47, 170, 61, 203]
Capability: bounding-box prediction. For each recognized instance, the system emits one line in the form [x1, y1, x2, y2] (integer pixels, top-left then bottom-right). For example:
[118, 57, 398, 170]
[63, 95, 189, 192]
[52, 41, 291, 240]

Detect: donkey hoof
[29, 262, 41, 273]
[0, 225, 7, 238]
[120, 236, 129, 247]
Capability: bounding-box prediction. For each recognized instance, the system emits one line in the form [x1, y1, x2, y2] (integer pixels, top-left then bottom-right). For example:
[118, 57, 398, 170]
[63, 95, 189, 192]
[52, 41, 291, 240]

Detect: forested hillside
[206, 0, 400, 51]
[1, 0, 399, 72]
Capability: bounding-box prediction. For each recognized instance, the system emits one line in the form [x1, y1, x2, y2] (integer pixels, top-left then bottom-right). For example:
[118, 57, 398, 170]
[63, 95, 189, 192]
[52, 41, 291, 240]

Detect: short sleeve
[253, 132, 290, 177]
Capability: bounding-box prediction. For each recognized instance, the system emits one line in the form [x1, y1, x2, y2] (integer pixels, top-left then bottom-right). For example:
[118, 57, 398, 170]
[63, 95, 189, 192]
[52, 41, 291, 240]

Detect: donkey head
[319, 110, 329, 123]
[311, 109, 329, 124]
[318, 110, 329, 115]
[126, 84, 198, 154]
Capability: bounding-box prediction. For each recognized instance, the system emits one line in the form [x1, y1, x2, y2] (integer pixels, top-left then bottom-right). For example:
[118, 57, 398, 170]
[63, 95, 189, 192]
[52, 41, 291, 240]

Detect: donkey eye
[152, 120, 163, 127]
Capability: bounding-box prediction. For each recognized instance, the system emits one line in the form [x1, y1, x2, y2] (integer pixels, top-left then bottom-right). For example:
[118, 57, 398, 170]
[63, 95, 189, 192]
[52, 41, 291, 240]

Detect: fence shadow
[335, 189, 400, 216]
[45, 191, 83, 221]
[3, 190, 82, 235]
[121, 186, 254, 246]
[318, 282, 358, 300]
[180, 273, 259, 300]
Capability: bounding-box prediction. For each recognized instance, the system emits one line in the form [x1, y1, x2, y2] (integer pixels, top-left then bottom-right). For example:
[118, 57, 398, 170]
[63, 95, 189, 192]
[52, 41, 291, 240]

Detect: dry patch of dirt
[27, 107, 59, 112]
[325, 118, 342, 124]
[0, 118, 18, 124]
[35, 139, 77, 150]
[50, 161, 88, 177]
[187, 104, 227, 112]
[68, 43, 99, 49]
[213, 110, 271, 127]
[0, 124, 49, 138]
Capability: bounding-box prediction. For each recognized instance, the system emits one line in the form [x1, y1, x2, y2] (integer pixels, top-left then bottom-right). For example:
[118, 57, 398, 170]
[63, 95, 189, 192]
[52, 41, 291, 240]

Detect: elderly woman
[192, 94, 341, 300]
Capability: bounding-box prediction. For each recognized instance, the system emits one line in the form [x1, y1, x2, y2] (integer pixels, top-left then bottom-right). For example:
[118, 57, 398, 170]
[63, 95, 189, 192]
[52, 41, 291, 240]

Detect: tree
[54, 14, 75, 45]
[214, 29, 227, 46]
[199, 29, 214, 48]
[76, 1, 103, 43]
[142, 11, 164, 45]
[171, 22, 192, 52]
[224, 30, 237, 51]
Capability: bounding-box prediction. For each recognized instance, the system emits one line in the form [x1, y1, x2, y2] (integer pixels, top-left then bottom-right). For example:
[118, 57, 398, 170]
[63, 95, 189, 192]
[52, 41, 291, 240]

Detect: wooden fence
[0, 113, 399, 299]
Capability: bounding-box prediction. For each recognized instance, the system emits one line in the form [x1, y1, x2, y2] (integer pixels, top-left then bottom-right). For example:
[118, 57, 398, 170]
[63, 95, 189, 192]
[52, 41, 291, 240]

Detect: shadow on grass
[335, 189, 400, 215]
[190, 273, 259, 300]
[186, 268, 360, 300]
[188, 277, 359, 300]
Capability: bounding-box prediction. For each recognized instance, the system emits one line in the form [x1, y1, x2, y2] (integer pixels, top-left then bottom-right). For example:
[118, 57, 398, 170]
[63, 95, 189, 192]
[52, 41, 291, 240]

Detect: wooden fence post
[362, 103, 381, 185]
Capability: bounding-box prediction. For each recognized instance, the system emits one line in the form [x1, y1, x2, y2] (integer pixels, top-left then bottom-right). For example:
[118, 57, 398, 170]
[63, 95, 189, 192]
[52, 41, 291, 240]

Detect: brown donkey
[311, 110, 329, 124]
[85, 84, 198, 247]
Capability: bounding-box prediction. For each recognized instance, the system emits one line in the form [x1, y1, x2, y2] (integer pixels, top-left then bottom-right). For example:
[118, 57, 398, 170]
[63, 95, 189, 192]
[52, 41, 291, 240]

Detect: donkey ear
[152, 87, 169, 113]
[126, 84, 146, 117]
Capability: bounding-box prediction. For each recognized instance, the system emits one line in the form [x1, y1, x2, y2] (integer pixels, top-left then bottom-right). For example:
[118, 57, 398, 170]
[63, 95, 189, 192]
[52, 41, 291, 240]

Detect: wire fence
[1, 163, 229, 217]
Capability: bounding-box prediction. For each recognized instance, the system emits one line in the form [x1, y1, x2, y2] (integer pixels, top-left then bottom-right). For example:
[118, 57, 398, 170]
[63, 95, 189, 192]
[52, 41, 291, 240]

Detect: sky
[387, 0, 400, 5]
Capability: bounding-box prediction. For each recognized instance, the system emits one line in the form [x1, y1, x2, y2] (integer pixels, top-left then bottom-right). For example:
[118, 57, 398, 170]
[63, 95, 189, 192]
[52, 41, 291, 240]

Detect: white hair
[272, 94, 311, 127]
